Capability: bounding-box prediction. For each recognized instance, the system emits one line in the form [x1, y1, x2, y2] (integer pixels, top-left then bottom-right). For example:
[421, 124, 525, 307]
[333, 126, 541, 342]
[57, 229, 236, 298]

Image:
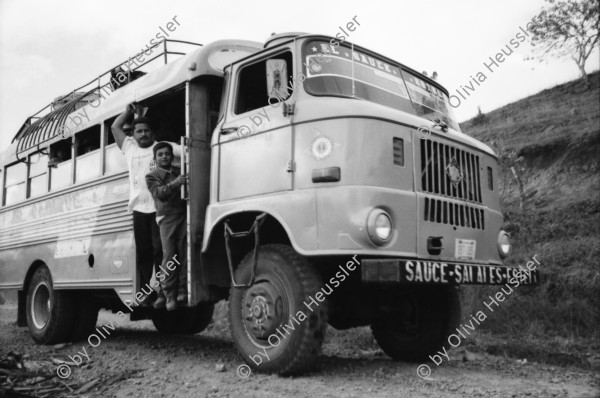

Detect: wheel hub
[31, 282, 51, 330]
[243, 282, 284, 339]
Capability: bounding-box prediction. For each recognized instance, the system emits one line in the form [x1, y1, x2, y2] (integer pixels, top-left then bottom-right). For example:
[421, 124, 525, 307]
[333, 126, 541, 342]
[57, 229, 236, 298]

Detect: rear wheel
[228, 244, 327, 375]
[26, 267, 75, 344]
[151, 303, 214, 334]
[371, 286, 461, 362]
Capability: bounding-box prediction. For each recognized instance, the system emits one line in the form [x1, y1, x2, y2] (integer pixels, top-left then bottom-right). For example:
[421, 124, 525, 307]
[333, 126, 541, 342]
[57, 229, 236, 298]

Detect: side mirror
[266, 59, 289, 101]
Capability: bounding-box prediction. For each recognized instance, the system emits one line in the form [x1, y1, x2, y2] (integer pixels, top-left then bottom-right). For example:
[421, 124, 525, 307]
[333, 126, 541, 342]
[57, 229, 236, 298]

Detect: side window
[235, 51, 293, 115]
[75, 125, 101, 182]
[105, 118, 127, 175]
[3, 161, 27, 206]
[49, 138, 72, 191]
[29, 151, 49, 198]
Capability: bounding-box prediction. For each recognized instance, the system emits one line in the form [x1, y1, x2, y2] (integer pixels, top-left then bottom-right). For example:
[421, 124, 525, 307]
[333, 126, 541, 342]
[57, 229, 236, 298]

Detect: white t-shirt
[121, 137, 182, 213]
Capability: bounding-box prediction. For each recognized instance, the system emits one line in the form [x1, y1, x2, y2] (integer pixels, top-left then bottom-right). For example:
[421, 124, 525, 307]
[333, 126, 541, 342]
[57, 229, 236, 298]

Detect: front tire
[26, 267, 75, 344]
[371, 286, 461, 362]
[228, 244, 327, 375]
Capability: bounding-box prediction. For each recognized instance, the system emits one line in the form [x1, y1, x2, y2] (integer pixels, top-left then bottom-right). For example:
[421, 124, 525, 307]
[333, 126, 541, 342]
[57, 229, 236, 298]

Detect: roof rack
[12, 39, 202, 155]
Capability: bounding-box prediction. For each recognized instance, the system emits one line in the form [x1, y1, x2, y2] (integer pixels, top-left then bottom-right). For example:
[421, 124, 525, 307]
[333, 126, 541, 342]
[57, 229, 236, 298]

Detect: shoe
[177, 291, 187, 303]
[153, 295, 166, 309]
[140, 290, 157, 306]
[166, 298, 177, 311]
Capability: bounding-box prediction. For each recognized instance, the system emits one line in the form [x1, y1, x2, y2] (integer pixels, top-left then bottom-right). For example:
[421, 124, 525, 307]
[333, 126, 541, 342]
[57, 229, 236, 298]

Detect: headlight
[497, 231, 511, 259]
[367, 209, 393, 245]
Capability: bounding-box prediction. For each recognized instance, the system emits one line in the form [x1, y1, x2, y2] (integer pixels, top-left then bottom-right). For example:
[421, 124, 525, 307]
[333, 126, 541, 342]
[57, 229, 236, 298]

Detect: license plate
[455, 239, 476, 260]
[362, 259, 539, 285]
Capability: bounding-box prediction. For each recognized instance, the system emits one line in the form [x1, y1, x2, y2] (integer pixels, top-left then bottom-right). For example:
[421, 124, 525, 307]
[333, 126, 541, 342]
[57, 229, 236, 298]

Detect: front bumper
[361, 259, 539, 285]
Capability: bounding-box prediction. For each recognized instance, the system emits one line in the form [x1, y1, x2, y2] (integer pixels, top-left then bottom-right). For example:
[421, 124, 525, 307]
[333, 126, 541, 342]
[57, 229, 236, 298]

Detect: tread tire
[228, 244, 327, 375]
[371, 285, 461, 362]
[25, 267, 75, 345]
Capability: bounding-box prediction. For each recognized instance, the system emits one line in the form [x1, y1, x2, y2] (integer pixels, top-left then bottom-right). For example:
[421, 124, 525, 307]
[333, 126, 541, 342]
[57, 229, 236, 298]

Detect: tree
[529, 0, 599, 86]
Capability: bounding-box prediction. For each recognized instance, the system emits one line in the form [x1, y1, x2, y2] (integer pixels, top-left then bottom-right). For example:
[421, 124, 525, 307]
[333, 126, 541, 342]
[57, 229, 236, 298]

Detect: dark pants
[133, 211, 163, 293]
[158, 212, 187, 300]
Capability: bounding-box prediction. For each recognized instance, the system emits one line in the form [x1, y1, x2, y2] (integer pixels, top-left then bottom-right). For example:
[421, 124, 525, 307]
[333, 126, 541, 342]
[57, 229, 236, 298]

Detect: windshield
[302, 40, 460, 132]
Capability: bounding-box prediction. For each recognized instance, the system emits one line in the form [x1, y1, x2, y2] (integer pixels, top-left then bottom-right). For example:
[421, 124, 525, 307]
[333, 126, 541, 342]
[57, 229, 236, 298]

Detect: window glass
[29, 152, 48, 177]
[401, 71, 460, 132]
[302, 41, 412, 114]
[302, 40, 460, 131]
[5, 162, 26, 186]
[29, 152, 49, 198]
[76, 126, 101, 156]
[76, 152, 101, 181]
[30, 174, 48, 198]
[51, 160, 71, 191]
[105, 144, 127, 174]
[5, 185, 26, 206]
[75, 126, 101, 182]
[4, 162, 27, 206]
[235, 51, 293, 114]
[50, 139, 72, 191]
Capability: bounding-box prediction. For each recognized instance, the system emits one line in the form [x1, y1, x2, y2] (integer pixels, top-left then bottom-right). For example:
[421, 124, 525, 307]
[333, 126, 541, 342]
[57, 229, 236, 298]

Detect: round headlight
[497, 231, 511, 259]
[367, 209, 393, 245]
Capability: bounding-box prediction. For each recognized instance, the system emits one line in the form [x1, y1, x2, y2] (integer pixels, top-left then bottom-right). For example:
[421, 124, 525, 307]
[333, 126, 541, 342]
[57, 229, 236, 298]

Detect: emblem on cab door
[446, 158, 463, 187]
[311, 136, 333, 160]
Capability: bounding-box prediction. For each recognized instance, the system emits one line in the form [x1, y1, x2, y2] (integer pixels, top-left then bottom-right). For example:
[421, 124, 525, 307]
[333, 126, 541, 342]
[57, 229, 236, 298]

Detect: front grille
[424, 197, 485, 230]
[420, 139, 482, 204]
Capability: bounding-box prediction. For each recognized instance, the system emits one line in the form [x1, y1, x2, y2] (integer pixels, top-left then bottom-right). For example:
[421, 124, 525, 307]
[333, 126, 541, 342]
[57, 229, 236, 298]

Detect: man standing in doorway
[111, 103, 181, 305]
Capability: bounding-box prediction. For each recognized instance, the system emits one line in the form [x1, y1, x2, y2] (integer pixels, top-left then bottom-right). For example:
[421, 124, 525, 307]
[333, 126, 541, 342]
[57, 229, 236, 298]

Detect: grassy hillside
[459, 72, 600, 347]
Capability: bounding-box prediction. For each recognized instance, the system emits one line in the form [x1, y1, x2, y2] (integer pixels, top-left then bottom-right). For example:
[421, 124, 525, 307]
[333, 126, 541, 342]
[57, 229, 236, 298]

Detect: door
[218, 49, 296, 201]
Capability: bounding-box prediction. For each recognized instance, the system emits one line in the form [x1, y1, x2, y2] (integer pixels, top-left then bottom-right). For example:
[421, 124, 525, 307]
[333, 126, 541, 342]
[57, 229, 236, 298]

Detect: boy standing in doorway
[111, 104, 181, 305]
[146, 142, 187, 311]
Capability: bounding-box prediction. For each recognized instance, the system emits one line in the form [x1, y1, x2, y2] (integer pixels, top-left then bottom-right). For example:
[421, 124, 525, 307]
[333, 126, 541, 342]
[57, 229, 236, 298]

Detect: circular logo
[446, 158, 463, 187]
[311, 136, 333, 160]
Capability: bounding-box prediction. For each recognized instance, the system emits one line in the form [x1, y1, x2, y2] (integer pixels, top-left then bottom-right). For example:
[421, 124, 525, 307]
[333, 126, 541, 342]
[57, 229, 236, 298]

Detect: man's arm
[146, 172, 186, 201]
[111, 103, 135, 149]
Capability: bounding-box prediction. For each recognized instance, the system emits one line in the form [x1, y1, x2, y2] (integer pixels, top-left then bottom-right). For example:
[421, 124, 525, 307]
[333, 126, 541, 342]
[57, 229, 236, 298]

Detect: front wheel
[228, 244, 327, 375]
[371, 286, 461, 362]
[26, 267, 75, 344]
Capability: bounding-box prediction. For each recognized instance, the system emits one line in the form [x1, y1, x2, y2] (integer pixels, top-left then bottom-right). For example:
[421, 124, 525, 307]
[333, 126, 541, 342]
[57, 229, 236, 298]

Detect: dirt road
[1, 302, 598, 398]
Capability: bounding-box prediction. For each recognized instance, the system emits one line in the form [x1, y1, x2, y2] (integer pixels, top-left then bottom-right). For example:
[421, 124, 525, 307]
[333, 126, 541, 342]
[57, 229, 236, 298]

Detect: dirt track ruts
[1, 302, 598, 398]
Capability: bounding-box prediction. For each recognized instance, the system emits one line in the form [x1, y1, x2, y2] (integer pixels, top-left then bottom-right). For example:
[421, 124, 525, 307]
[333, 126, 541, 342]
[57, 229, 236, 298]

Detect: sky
[0, 0, 598, 153]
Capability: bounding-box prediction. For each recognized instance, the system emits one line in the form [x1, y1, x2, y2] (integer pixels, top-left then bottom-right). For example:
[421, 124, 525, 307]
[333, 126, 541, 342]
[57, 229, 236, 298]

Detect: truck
[0, 33, 537, 375]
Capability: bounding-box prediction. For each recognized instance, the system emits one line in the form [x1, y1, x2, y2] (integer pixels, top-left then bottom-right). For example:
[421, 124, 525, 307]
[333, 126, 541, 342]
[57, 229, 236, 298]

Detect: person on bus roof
[111, 103, 182, 306]
[145, 142, 188, 311]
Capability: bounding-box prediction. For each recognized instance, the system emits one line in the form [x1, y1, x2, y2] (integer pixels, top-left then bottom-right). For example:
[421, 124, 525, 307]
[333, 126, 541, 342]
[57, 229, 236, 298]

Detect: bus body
[0, 33, 537, 375]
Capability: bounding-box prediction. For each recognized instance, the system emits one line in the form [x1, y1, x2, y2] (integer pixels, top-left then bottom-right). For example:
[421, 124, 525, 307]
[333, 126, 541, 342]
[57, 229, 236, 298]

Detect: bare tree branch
[529, 0, 600, 85]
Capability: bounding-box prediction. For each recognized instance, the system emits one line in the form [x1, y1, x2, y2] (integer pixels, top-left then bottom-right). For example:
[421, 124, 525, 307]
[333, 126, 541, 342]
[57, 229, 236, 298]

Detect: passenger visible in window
[111, 103, 182, 306]
[49, 148, 69, 168]
[145, 142, 187, 311]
